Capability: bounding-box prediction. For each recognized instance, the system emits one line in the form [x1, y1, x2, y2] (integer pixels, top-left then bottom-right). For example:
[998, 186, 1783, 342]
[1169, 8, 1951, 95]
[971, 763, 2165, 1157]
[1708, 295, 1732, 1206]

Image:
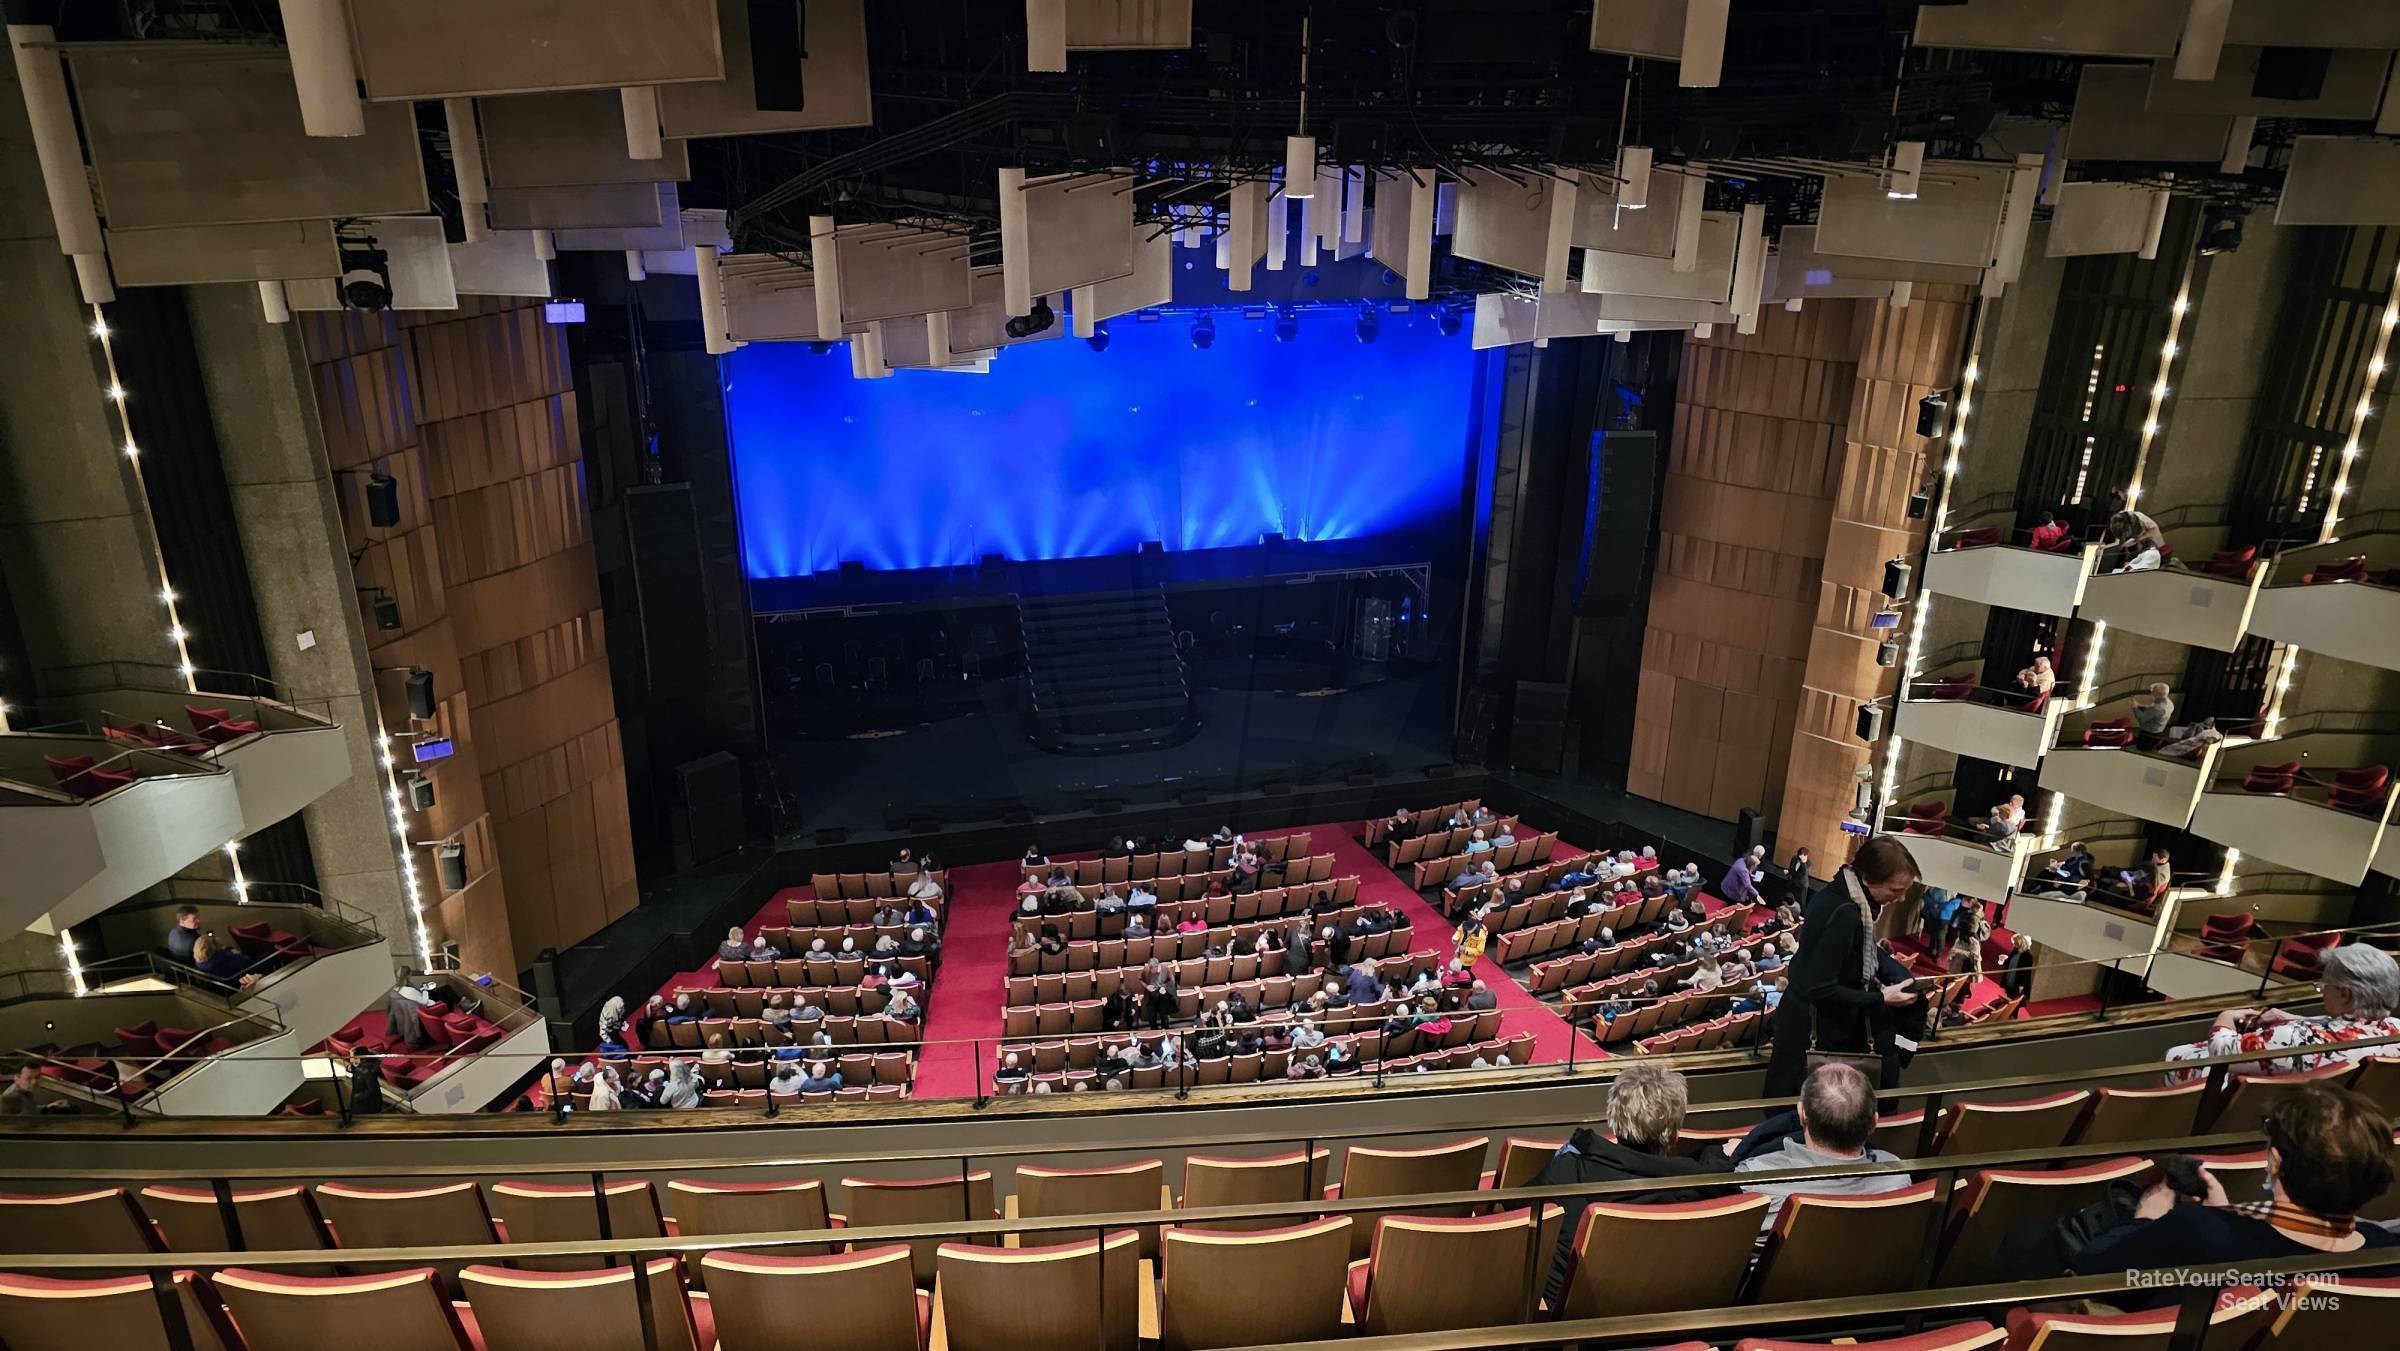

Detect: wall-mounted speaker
[436, 841, 467, 891]
[1856, 702, 1886, 742]
[405, 667, 435, 719]
[405, 772, 435, 810]
[1906, 489, 1931, 520]
[366, 472, 400, 527]
[1877, 638, 1900, 668]
[372, 594, 402, 631]
[1882, 558, 1912, 600]
[1915, 393, 1950, 441]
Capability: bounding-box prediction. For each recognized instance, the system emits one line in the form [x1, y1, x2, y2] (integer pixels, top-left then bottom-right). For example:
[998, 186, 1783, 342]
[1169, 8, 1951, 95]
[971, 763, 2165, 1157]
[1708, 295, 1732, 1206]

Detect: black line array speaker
[365, 472, 400, 527]
[1575, 430, 1660, 618]
[669, 751, 745, 872]
[1454, 684, 1502, 765]
[1734, 807, 1760, 856]
[747, 0, 809, 110]
[405, 667, 435, 719]
[1510, 679, 1570, 774]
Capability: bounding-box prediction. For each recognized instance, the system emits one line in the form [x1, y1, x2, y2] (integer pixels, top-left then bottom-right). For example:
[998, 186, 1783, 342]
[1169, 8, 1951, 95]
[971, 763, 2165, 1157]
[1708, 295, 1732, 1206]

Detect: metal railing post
[210, 1176, 247, 1251]
[1900, 1164, 1956, 1333]
[112, 1059, 135, 1129]
[973, 1038, 989, 1109]
[2096, 957, 2123, 1020]
[592, 1171, 615, 1257]
[628, 1247, 661, 1351]
[148, 1269, 198, 1351]
[332, 1051, 353, 1126]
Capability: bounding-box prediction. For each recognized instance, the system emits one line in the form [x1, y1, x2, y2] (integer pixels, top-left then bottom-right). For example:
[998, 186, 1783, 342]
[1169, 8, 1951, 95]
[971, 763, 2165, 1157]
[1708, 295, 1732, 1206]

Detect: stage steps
[1015, 588, 1198, 751]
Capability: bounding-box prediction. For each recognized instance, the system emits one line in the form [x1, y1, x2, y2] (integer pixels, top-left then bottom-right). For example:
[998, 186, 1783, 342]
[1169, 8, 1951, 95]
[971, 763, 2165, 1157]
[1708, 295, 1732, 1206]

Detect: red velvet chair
[2304, 555, 2370, 584]
[199, 718, 261, 745]
[2082, 718, 2134, 747]
[2242, 761, 2300, 794]
[1926, 672, 1977, 702]
[112, 1022, 163, 1059]
[2194, 914, 2257, 964]
[2022, 687, 2052, 715]
[1951, 527, 2004, 549]
[184, 704, 231, 734]
[42, 754, 119, 801]
[2202, 546, 2256, 579]
[2270, 932, 2339, 981]
[1903, 802, 1950, 835]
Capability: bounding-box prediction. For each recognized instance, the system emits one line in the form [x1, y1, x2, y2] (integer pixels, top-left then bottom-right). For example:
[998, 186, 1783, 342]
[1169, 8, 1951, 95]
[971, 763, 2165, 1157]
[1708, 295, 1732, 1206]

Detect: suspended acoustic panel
[720, 252, 823, 341]
[104, 219, 340, 286]
[1586, 0, 1727, 85]
[659, 0, 873, 138]
[1368, 168, 1439, 301]
[1769, 225, 1983, 296]
[68, 46, 427, 228]
[487, 181, 671, 231]
[1814, 161, 2010, 269]
[949, 266, 1068, 354]
[833, 223, 975, 327]
[1527, 290, 1688, 341]
[447, 231, 554, 296]
[2224, 0, 2400, 47]
[545, 186, 690, 249]
[480, 91, 692, 189]
[882, 312, 998, 371]
[1912, 0, 2183, 56]
[1579, 210, 1739, 301]
[1449, 168, 1561, 276]
[2277, 137, 2400, 225]
[1071, 226, 1175, 336]
[998, 170, 1136, 315]
[1574, 169, 1687, 258]
[1471, 292, 1540, 350]
[2046, 181, 2168, 257]
[2140, 46, 2392, 119]
[346, 0, 723, 101]
[2067, 64, 2237, 162]
[626, 210, 732, 274]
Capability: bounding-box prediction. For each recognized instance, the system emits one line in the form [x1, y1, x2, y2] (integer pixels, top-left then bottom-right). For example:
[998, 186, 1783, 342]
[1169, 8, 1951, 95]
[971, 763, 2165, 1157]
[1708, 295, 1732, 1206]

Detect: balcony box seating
[2082, 718, 2134, 747]
[2270, 931, 2340, 981]
[1927, 672, 1976, 701]
[2304, 556, 2370, 584]
[1903, 801, 1950, 835]
[2242, 763, 2299, 793]
[113, 1021, 162, 1058]
[44, 754, 134, 800]
[1952, 527, 2004, 549]
[2202, 546, 2257, 579]
[2192, 914, 2257, 964]
[2328, 764, 2391, 814]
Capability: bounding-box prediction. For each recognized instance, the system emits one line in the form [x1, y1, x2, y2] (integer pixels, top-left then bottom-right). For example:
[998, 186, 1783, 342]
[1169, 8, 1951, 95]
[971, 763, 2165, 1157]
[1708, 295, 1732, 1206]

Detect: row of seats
[1630, 1006, 1765, 1055]
[997, 947, 1442, 1037]
[997, 1030, 1540, 1092]
[2236, 761, 2391, 814]
[1441, 847, 1643, 918]
[1411, 829, 1558, 889]
[750, 920, 944, 956]
[1009, 872, 1361, 941]
[14, 1149, 2389, 1349]
[1006, 893, 1386, 978]
[782, 892, 946, 927]
[1004, 904, 1405, 1002]
[1001, 1013, 1519, 1076]
[1385, 817, 1524, 878]
[633, 1010, 923, 1051]
[707, 951, 933, 990]
[1502, 890, 1682, 970]
[799, 868, 952, 900]
[1019, 832, 1319, 886]
[1362, 799, 1481, 845]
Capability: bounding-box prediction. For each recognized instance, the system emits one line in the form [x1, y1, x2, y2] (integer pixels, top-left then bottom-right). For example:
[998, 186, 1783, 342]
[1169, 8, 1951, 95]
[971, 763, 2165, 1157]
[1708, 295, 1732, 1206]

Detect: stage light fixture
[1437, 307, 1463, 337]
[1884, 141, 1924, 200]
[1003, 297, 1057, 339]
[1273, 307, 1299, 343]
[1355, 310, 1380, 344]
[335, 225, 393, 312]
[2198, 203, 2244, 256]
[1086, 322, 1110, 353]
[1190, 315, 1216, 349]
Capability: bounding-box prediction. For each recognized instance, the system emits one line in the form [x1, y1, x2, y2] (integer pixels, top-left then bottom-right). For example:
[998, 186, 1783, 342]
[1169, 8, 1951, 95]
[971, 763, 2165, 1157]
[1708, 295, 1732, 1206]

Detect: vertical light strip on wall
[90, 308, 198, 692]
[2123, 273, 2196, 510]
[2258, 257, 2399, 741]
[378, 728, 434, 966]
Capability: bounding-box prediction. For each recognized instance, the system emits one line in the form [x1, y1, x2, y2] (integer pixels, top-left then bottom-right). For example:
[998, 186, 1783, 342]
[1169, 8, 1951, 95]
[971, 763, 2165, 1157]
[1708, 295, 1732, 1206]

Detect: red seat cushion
[1953, 527, 2003, 549]
[113, 1022, 162, 1057]
[184, 705, 231, 733]
[284, 1099, 327, 1116]
[2204, 546, 2256, 578]
[200, 719, 260, 745]
[2334, 765, 2391, 791]
[2305, 556, 2370, 584]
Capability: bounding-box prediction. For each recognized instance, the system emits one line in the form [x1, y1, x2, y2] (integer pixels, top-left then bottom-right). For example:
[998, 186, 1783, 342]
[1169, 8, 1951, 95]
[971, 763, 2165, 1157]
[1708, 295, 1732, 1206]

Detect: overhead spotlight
[1190, 314, 1216, 349]
[1273, 307, 1299, 343]
[1003, 297, 1057, 339]
[1086, 322, 1110, 353]
[1437, 307, 1463, 338]
[2198, 203, 2245, 256]
[807, 340, 835, 354]
[1354, 309, 1380, 344]
[335, 225, 393, 311]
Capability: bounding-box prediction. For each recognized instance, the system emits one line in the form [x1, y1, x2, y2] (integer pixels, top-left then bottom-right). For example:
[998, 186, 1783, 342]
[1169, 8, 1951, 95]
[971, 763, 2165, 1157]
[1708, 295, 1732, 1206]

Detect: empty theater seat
[459, 1258, 705, 1351]
[1156, 1217, 1352, 1350]
[0, 1187, 162, 1256]
[0, 1272, 233, 1351]
[1178, 1149, 1331, 1233]
[139, 1183, 331, 1260]
[1558, 1193, 1773, 1320]
[930, 1228, 1149, 1351]
[1749, 1181, 1942, 1304]
[699, 1245, 928, 1350]
[663, 1178, 833, 1272]
[1007, 1159, 1173, 1257]
[1932, 1090, 2092, 1156]
[210, 1267, 474, 1351]
[2002, 1286, 2277, 1350]
[486, 1179, 666, 1270]
[1347, 1206, 1561, 1336]
[1327, 1135, 1489, 1256]
[842, 1172, 997, 1286]
[310, 1180, 497, 1256]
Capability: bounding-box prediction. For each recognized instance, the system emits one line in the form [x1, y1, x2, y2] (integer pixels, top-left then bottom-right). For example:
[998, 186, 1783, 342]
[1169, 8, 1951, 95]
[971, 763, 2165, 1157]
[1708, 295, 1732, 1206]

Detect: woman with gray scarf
[1761, 835, 1924, 1098]
[658, 1058, 704, 1110]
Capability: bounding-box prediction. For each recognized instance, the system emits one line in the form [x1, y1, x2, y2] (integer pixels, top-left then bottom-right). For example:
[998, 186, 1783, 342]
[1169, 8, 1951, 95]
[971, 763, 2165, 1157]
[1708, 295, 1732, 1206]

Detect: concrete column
[181, 284, 411, 949]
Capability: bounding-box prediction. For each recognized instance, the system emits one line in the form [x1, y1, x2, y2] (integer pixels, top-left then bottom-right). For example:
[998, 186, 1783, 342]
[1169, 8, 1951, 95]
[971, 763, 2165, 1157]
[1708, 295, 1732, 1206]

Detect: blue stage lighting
[725, 315, 1473, 578]
[1437, 306, 1463, 338]
[1273, 308, 1299, 343]
[1355, 310, 1381, 344]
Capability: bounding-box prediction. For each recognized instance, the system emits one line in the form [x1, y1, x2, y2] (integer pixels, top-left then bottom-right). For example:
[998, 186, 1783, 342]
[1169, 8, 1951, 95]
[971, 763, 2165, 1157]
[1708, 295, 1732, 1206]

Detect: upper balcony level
[1893, 665, 2070, 771]
[75, 888, 394, 1050]
[1881, 799, 2045, 900]
[0, 678, 352, 938]
[2247, 523, 2400, 675]
[0, 978, 300, 1116]
[2072, 506, 2268, 653]
[328, 971, 552, 1114]
[2037, 683, 2221, 829]
[1924, 517, 2097, 618]
[2188, 720, 2398, 886]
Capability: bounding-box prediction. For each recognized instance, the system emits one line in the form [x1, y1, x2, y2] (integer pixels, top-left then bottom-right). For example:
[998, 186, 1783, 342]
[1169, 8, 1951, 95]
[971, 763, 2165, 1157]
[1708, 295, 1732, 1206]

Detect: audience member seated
[1531, 1063, 1732, 1300]
[2133, 683, 2176, 744]
[2026, 511, 2071, 552]
[2067, 1085, 2399, 1307]
[165, 905, 203, 965]
[2164, 945, 2400, 1080]
[2096, 848, 2173, 915]
[1732, 1061, 1914, 1244]
[1977, 794, 2028, 850]
[188, 932, 270, 990]
[2011, 655, 2056, 707]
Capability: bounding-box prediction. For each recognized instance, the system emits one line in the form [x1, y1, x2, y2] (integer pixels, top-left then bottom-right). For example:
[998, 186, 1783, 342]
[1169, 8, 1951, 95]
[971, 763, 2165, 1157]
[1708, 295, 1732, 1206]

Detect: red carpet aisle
[907, 855, 1021, 1098]
[1315, 823, 1590, 1064]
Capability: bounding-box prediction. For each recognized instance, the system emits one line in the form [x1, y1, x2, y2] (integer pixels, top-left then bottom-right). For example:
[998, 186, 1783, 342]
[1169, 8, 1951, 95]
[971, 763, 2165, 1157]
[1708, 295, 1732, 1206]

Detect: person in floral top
[2164, 944, 2400, 1081]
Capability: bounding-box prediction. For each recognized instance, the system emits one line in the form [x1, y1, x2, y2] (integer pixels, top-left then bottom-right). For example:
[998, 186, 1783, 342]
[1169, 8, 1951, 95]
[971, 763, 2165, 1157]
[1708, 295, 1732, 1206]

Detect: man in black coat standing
[1761, 835, 1924, 1099]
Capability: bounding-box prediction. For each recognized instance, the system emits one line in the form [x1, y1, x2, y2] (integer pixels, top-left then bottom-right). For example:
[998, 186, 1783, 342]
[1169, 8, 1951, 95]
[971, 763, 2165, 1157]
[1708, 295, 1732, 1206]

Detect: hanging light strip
[2319, 258, 2400, 541]
[1882, 309, 1986, 819]
[379, 728, 435, 966]
[2123, 280, 2195, 509]
[90, 307, 199, 693]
